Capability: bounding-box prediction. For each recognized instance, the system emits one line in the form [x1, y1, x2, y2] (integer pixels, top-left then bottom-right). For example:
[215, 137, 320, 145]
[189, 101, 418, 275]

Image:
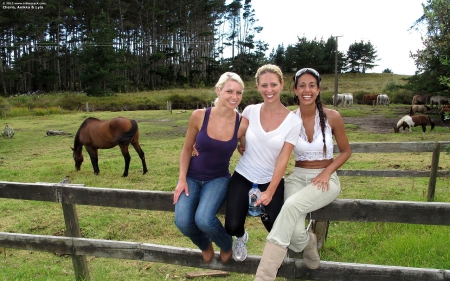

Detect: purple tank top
[187, 107, 240, 181]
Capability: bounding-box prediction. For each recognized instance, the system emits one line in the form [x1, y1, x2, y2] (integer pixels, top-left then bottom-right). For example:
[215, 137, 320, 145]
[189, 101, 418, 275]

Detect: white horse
[395, 115, 414, 132]
[342, 93, 353, 106]
[377, 94, 390, 106]
[333, 93, 353, 106]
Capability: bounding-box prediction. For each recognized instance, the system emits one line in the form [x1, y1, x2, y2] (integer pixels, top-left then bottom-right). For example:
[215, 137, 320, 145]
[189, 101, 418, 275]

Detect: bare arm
[256, 142, 295, 206]
[173, 110, 203, 204]
[237, 117, 248, 155]
[312, 109, 351, 188]
[325, 109, 351, 173]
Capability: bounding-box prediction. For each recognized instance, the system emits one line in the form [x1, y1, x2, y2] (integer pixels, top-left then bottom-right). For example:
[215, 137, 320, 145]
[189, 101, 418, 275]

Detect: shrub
[390, 91, 416, 104]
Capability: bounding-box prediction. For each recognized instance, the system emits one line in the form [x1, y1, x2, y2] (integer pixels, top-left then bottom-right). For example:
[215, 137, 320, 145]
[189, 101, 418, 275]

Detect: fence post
[167, 101, 172, 113]
[60, 184, 90, 281]
[427, 142, 440, 202]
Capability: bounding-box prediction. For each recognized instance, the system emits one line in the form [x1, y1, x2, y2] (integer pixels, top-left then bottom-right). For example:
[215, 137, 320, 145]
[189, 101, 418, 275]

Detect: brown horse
[411, 94, 431, 105]
[363, 94, 378, 105]
[393, 115, 435, 133]
[72, 117, 148, 177]
[409, 104, 431, 115]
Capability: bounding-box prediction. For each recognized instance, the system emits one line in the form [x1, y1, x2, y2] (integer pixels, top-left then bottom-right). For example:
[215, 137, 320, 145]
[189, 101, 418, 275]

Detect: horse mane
[114, 119, 138, 145]
[74, 117, 100, 150]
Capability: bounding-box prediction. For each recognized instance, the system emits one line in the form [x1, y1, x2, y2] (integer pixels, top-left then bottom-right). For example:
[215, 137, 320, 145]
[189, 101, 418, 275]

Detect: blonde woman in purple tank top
[173, 72, 248, 264]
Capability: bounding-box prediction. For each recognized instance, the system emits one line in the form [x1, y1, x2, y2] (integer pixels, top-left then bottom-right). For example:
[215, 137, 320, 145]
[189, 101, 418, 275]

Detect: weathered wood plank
[1, 233, 448, 281]
[1, 182, 450, 225]
[337, 170, 450, 177]
[334, 141, 450, 153]
[310, 199, 450, 225]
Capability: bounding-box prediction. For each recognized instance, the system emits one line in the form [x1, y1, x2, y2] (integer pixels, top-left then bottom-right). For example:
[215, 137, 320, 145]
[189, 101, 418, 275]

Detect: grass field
[1, 76, 450, 280]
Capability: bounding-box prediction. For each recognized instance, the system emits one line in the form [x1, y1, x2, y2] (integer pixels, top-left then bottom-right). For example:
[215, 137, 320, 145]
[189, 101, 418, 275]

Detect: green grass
[1, 102, 449, 280]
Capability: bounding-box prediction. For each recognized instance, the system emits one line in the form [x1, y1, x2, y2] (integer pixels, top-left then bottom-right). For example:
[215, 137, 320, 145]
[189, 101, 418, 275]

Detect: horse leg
[131, 142, 148, 175]
[422, 124, 426, 133]
[86, 147, 100, 175]
[120, 145, 131, 177]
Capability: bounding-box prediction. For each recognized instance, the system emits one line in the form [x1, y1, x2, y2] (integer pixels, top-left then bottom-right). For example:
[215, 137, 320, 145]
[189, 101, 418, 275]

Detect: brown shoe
[220, 249, 232, 264]
[202, 242, 214, 263]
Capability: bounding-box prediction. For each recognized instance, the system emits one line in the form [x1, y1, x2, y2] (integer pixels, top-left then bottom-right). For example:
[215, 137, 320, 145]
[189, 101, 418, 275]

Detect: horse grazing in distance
[429, 95, 449, 109]
[377, 94, 390, 106]
[363, 94, 379, 105]
[333, 93, 353, 107]
[409, 104, 431, 115]
[72, 117, 148, 177]
[412, 94, 431, 105]
[393, 115, 435, 133]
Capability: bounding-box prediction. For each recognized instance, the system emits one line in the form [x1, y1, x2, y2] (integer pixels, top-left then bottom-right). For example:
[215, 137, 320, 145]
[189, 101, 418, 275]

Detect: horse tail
[409, 106, 413, 116]
[429, 117, 435, 131]
[115, 119, 138, 145]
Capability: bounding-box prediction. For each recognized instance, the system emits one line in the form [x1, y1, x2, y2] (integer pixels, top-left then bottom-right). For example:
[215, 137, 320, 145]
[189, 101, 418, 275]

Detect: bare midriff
[295, 159, 333, 169]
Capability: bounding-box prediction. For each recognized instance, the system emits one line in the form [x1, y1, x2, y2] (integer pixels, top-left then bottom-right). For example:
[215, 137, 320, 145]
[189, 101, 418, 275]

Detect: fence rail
[1, 180, 450, 281]
[1, 232, 449, 281]
[1, 141, 450, 280]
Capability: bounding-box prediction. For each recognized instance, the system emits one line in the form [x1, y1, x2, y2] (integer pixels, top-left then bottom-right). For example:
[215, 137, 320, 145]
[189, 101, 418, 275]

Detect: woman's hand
[192, 142, 199, 156]
[173, 180, 188, 204]
[311, 172, 331, 191]
[256, 190, 273, 206]
[237, 143, 245, 155]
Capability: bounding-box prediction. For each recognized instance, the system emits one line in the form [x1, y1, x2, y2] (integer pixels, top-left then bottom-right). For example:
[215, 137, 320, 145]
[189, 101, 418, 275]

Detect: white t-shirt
[234, 103, 302, 183]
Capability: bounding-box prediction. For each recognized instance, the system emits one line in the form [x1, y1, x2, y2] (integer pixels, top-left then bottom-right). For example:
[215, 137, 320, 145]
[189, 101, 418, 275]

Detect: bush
[389, 91, 416, 104]
[384, 80, 403, 92]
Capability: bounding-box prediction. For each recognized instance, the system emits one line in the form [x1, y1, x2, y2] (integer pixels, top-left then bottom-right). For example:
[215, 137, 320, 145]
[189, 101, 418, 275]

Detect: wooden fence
[1, 141, 450, 281]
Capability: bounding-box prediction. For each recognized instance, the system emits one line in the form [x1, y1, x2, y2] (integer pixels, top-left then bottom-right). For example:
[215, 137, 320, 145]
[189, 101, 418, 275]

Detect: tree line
[1, 0, 445, 96]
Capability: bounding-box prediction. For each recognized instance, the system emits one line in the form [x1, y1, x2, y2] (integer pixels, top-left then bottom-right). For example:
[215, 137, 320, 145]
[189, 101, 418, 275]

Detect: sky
[248, 0, 427, 75]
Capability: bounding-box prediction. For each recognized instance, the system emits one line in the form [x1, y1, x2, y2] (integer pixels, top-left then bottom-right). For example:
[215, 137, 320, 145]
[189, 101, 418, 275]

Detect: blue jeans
[174, 177, 232, 252]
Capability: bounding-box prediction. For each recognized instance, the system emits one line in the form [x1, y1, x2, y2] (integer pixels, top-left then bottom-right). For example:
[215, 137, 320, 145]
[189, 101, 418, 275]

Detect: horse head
[393, 125, 399, 133]
[71, 146, 83, 171]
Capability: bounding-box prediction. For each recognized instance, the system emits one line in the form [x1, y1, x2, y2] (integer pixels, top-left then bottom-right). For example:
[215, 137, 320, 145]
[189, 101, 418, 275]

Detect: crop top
[293, 108, 334, 161]
[187, 107, 240, 181]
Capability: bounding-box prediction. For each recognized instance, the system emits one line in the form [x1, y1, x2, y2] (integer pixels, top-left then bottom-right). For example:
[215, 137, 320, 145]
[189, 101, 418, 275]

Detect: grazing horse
[333, 93, 353, 107]
[393, 115, 435, 133]
[363, 94, 379, 105]
[341, 93, 353, 106]
[412, 94, 431, 105]
[72, 117, 148, 177]
[409, 104, 431, 115]
[429, 95, 449, 109]
[377, 94, 390, 106]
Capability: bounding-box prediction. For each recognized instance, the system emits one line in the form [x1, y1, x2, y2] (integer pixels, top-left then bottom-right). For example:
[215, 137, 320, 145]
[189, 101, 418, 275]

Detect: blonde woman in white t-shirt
[225, 64, 302, 262]
[254, 68, 351, 280]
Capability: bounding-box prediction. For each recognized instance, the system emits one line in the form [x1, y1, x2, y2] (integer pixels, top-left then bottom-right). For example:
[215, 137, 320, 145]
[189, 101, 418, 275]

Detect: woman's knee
[174, 217, 195, 234]
[225, 219, 242, 236]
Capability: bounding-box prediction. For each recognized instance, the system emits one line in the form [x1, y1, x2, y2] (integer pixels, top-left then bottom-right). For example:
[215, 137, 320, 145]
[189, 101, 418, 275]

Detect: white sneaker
[232, 231, 249, 261]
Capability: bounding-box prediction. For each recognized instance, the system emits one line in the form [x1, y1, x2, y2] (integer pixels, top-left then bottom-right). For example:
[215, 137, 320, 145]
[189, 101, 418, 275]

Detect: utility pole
[334, 35, 343, 107]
